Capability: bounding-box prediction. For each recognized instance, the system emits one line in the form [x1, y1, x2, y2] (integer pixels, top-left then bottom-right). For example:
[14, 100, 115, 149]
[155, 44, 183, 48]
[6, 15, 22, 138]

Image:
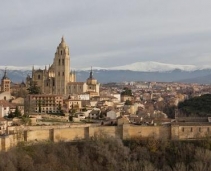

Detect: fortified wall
[1, 123, 211, 151]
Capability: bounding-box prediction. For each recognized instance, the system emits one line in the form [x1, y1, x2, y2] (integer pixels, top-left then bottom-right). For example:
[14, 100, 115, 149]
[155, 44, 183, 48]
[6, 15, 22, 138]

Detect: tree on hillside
[38, 100, 42, 113]
[57, 102, 64, 115]
[125, 100, 132, 105]
[14, 106, 22, 117]
[7, 106, 22, 118]
[178, 94, 211, 117]
[163, 105, 176, 118]
[27, 81, 41, 94]
[121, 87, 132, 96]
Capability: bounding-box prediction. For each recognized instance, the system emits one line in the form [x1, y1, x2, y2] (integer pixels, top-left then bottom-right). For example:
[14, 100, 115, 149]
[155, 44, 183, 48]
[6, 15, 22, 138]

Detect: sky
[1, 0, 211, 69]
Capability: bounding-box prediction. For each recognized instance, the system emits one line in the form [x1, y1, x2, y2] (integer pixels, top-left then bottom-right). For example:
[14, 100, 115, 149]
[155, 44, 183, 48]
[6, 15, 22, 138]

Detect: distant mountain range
[2, 61, 211, 72]
[1, 61, 211, 84]
[78, 61, 211, 72]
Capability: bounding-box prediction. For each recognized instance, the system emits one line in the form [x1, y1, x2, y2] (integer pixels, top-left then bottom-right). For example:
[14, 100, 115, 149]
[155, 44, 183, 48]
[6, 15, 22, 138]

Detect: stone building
[26, 37, 100, 96]
[26, 37, 76, 95]
[0, 70, 11, 101]
[1, 70, 10, 93]
[26, 94, 63, 113]
[67, 68, 100, 97]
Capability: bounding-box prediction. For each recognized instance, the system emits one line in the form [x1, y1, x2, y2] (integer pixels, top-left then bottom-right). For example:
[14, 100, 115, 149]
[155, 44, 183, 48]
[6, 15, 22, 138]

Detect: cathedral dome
[87, 77, 97, 85]
[86, 68, 97, 85]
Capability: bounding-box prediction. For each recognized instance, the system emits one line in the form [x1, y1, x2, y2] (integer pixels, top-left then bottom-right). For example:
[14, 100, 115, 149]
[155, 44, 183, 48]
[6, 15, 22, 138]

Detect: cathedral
[26, 37, 100, 96]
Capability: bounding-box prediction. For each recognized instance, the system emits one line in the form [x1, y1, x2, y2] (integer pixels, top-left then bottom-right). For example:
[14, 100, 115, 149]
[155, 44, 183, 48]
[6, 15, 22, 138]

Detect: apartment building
[27, 94, 63, 113]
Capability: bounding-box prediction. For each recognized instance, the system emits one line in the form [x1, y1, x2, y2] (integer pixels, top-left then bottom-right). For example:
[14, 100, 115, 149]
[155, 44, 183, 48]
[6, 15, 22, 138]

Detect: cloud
[1, 0, 211, 68]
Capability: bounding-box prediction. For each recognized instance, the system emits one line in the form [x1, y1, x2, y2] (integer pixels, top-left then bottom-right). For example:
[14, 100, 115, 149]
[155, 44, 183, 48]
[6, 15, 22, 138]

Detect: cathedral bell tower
[53, 36, 70, 94]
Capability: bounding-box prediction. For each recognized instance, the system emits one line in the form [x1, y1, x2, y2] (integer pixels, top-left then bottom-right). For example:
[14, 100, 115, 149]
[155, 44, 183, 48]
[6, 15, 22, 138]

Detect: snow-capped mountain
[2, 61, 211, 72]
[80, 61, 211, 72]
[109, 61, 203, 72]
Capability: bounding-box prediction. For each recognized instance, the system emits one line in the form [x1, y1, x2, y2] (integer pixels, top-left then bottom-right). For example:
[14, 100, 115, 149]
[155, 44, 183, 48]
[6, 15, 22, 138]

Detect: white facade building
[106, 110, 117, 120]
[0, 105, 9, 117]
[78, 93, 90, 100]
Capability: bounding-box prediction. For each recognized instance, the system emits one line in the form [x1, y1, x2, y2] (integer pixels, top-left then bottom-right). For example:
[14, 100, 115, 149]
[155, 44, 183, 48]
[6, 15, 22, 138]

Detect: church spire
[61, 36, 65, 43]
[4, 68, 7, 76]
[89, 66, 93, 79]
[2, 68, 8, 80]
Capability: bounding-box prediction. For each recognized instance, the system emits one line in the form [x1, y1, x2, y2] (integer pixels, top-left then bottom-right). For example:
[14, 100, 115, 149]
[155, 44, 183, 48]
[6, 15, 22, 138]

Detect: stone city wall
[172, 124, 211, 140]
[2, 124, 211, 151]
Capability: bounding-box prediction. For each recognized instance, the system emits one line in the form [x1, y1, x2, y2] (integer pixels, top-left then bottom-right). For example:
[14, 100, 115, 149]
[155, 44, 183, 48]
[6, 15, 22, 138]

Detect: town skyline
[1, 2, 211, 169]
[1, 1, 211, 68]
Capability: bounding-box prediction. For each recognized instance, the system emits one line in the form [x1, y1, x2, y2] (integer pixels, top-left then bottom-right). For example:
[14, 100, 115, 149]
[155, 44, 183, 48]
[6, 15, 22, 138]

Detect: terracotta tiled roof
[29, 94, 63, 97]
[0, 117, 7, 122]
[0, 100, 16, 108]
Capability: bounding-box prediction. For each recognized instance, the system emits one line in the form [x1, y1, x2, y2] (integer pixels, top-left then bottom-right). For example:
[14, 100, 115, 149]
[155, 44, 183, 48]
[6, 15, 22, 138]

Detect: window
[199, 127, 201, 132]
[58, 72, 60, 76]
[59, 59, 60, 65]
[62, 72, 64, 76]
[38, 75, 41, 79]
[190, 127, 193, 132]
[62, 59, 64, 65]
[182, 127, 184, 132]
[61, 50, 62, 55]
